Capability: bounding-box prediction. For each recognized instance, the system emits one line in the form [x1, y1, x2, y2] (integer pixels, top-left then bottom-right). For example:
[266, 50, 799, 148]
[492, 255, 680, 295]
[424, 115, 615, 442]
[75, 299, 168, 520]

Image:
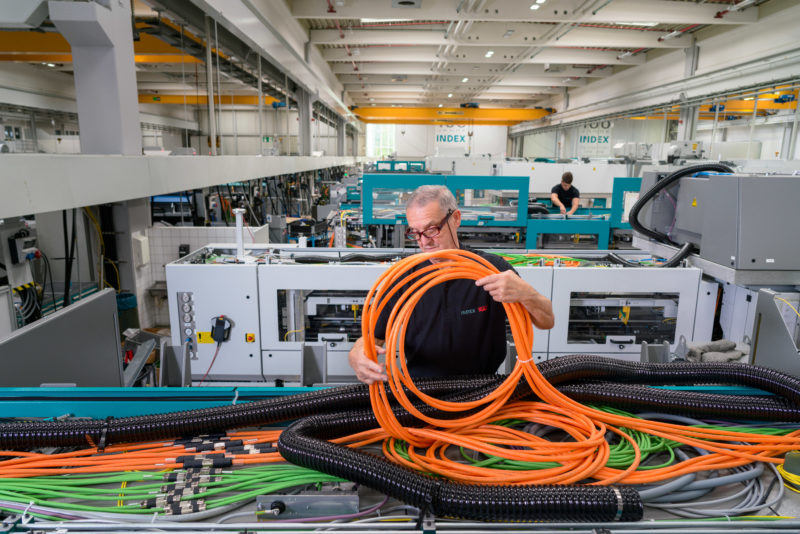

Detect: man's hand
[475, 270, 531, 303]
[559, 205, 567, 215]
[475, 271, 555, 330]
[348, 337, 387, 384]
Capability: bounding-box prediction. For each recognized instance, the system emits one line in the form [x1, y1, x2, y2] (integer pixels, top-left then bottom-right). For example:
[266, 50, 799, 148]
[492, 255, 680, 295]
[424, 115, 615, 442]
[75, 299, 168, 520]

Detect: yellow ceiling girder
[353, 106, 552, 126]
[0, 27, 201, 63]
[0, 52, 201, 64]
[700, 98, 796, 112]
[360, 118, 524, 127]
[139, 94, 279, 106]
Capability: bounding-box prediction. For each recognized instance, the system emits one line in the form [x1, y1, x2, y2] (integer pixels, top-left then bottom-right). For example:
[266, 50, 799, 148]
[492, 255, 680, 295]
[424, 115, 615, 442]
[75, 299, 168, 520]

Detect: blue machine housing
[361, 173, 528, 227]
[374, 160, 426, 172]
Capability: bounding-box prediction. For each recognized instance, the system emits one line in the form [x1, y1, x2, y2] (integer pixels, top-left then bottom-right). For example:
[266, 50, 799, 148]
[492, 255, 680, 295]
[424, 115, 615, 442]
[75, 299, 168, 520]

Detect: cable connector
[211, 316, 231, 343]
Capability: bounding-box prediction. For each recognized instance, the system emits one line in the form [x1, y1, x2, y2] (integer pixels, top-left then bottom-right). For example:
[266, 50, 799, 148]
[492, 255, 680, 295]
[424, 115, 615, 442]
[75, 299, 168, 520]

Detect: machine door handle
[609, 338, 634, 344]
[321, 336, 345, 342]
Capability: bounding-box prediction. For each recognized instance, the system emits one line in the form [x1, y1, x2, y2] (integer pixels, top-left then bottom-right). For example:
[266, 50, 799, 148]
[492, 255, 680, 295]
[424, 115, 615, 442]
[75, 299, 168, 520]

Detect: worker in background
[348, 185, 554, 384]
[551, 171, 580, 216]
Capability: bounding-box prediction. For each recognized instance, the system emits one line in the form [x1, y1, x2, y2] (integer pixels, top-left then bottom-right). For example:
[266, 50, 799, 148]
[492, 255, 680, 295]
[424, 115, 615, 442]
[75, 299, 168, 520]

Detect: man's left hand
[475, 270, 530, 303]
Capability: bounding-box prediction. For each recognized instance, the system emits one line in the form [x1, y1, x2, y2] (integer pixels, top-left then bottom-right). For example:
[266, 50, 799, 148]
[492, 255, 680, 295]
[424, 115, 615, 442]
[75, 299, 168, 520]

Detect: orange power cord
[361, 249, 800, 485]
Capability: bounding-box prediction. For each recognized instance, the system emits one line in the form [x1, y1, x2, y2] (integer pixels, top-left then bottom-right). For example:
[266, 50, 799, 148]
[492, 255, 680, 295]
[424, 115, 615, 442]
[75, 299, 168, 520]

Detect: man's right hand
[349, 337, 387, 384]
[559, 205, 567, 215]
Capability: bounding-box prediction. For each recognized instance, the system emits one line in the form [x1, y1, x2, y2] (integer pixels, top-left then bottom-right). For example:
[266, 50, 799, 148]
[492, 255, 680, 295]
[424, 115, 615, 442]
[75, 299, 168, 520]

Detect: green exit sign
[262, 136, 271, 142]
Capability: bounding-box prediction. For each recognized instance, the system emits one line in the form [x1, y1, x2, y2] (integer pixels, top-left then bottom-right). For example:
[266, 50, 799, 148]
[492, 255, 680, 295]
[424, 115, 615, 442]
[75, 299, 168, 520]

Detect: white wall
[393, 124, 508, 158]
[521, 131, 557, 158]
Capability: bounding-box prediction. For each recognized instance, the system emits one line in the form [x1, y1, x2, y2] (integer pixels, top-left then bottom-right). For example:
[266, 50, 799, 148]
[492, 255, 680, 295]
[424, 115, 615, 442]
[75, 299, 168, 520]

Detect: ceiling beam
[322, 46, 646, 65]
[331, 62, 612, 78]
[312, 26, 692, 49]
[291, 0, 756, 25]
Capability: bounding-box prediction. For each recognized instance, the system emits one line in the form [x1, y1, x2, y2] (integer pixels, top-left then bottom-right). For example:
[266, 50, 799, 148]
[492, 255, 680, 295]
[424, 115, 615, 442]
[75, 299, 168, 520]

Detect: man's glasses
[405, 209, 454, 241]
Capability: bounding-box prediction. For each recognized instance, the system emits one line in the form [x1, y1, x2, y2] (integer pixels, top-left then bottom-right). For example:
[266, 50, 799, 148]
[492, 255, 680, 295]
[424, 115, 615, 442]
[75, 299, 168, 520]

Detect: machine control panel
[177, 292, 197, 360]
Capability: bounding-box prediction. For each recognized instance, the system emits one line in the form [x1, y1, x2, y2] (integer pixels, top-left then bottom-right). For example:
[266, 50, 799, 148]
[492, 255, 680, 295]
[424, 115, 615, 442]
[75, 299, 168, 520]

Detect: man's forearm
[521, 290, 555, 330]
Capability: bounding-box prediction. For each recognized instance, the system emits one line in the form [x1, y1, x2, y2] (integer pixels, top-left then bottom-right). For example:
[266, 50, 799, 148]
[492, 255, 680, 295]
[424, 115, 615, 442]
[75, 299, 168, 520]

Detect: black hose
[629, 163, 733, 247]
[626, 163, 733, 267]
[557, 381, 800, 421]
[604, 243, 692, 268]
[4, 356, 800, 450]
[62, 209, 78, 307]
[279, 413, 642, 522]
[0, 376, 505, 450]
[291, 252, 413, 264]
[537, 355, 800, 405]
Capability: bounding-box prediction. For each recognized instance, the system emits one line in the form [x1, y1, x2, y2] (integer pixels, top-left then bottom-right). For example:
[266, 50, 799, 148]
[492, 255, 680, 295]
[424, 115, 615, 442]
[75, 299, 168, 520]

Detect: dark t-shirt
[373, 247, 515, 378]
[551, 184, 580, 210]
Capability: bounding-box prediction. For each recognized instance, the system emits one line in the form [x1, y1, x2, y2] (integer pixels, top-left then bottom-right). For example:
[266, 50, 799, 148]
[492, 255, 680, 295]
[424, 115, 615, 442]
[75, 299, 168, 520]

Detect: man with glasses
[349, 185, 554, 384]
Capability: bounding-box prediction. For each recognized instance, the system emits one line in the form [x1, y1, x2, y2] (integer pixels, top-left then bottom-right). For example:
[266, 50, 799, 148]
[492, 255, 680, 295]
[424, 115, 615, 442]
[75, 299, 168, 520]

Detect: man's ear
[451, 209, 462, 228]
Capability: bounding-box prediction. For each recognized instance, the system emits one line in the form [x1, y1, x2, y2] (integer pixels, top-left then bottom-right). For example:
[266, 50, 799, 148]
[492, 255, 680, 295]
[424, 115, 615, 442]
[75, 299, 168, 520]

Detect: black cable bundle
[4, 356, 800, 522]
[624, 163, 733, 267]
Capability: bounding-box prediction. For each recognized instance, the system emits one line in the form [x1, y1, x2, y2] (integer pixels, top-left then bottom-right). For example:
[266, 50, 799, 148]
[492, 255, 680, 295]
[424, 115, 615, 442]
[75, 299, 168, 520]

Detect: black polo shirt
[551, 184, 580, 210]
[373, 247, 515, 378]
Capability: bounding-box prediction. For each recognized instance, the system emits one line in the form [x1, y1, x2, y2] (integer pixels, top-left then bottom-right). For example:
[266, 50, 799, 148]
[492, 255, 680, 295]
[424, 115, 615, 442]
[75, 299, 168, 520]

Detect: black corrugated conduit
[3, 356, 800, 521]
[557, 381, 800, 421]
[278, 411, 643, 522]
[537, 355, 800, 405]
[624, 163, 733, 266]
[0, 376, 505, 450]
[2, 356, 800, 449]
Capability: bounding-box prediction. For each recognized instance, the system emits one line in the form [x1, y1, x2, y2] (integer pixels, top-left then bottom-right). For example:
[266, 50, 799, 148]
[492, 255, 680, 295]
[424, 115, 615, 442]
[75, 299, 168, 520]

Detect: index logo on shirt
[461, 306, 488, 316]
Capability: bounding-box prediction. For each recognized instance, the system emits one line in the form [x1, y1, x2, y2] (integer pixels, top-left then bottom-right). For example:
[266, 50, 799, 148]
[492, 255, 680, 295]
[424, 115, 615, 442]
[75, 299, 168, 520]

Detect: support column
[257, 58, 263, 156]
[296, 88, 314, 156]
[677, 104, 698, 141]
[336, 118, 345, 156]
[48, 0, 141, 155]
[676, 42, 700, 142]
[204, 15, 217, 156]
[786, 93, 800, 160]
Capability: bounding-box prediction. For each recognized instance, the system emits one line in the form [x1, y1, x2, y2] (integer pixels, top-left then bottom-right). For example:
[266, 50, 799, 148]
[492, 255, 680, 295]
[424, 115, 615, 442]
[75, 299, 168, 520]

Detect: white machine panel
[549, 267, 703, 356]
[166, 261, 261, 382]
[258, 263, 387, 383]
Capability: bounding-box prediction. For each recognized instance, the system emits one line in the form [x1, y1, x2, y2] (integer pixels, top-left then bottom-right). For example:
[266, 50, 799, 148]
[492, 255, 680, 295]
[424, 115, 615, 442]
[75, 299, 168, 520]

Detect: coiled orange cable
[362, 249, 800, 485]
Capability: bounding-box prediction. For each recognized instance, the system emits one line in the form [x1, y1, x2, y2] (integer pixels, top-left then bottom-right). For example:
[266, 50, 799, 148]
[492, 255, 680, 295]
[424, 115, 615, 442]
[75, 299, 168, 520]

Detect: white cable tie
[21, 501, 35, 524]
[232, 388, 239, 405]
[151, 511, 159, 523]
[516, 354, 534, 363]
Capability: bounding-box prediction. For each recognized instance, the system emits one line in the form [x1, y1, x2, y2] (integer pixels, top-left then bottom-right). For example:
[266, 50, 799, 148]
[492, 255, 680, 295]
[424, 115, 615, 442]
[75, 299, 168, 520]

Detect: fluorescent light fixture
[360, 18, 413, 23]
[46, 63, 55, 67]
[742, 96, 754, 100]
[472, 65, 480, 70]
[503, 29, 514, 38]
[438, 104, 443, 107]
[529, 4, 540, 9]
[536, 0, 546, 3]
[447, 93, 453, 98]
[462, 77, 469, 82]
[729, 0, 757, 12]
[485, 50, 494, 58]
[616, 51, 633, 60]
[614, 21, 658, 27]
[659, 30, 683, 41]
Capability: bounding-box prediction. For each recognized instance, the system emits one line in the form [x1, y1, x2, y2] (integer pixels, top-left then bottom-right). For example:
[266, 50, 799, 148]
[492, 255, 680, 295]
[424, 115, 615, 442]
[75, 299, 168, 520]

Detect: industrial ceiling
[0, 0, 777, 126]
